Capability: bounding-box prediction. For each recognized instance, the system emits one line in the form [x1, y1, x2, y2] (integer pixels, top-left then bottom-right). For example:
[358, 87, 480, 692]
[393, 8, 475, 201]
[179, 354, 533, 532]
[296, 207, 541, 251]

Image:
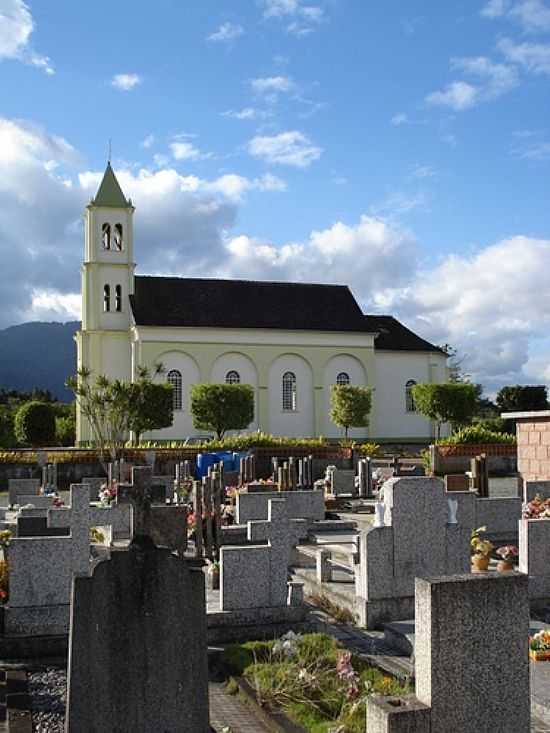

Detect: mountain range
[0, 321, 79, 401]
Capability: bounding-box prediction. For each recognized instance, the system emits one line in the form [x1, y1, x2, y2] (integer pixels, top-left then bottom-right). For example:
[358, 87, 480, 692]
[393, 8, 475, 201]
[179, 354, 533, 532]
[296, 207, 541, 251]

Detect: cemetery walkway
[209, 681, 271, 732]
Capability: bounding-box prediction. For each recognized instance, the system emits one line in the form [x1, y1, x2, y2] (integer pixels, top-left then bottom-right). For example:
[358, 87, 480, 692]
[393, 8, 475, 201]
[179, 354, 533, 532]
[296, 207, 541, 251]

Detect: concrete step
[382, 620, 415, 657]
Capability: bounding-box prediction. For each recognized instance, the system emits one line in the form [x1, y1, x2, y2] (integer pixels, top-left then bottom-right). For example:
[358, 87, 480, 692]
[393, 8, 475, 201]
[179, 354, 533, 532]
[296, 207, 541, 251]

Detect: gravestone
[356, 477, 475, 627]
[6, 484, 93, 635]
[220, 498, 306, 610]
[368, 573, 529, 733]
[236, 489, 324, 525]
[519, 517, 550, 602]
[326, 466, 356, 496]
[8, 479, 41, 507]
[65, 467, 209, 733]
[117, 467, 187, 554]
[18, 495, 55, 509]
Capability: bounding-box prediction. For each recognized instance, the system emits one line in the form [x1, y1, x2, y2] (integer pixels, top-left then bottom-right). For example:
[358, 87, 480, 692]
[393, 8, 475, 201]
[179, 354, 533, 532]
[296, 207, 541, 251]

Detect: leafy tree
[496, 385, 549, 413]
[330, 385, 373, 438]
[66, 364, 172, 467]
[14, 401, 56, 447]
[128, 379, 174, 445]
[191, 384, 254, 440]
[0, 405, 17, 448]
[411, 383, 477, 439]
[55, 413, 76, 446]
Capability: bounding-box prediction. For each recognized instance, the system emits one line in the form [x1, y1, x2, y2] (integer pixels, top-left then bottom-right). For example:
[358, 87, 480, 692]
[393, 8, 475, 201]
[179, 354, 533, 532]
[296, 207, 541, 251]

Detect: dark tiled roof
[130, 276, 372, 332]
[364, 314, 445, 353]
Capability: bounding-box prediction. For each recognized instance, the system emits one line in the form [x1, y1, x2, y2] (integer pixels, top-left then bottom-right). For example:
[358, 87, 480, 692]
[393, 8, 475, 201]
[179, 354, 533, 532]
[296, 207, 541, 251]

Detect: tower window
[102, 223, 111, 250]
[225, 370, 240, 385]
[406, 380, 417, 412]
[103, 284, 110, 312]
[282, 371, 297, 411]
[115, 285, 122, 312]
[167, 370, 183, 411]
[114, 223, 123, 251]
[336, 372, 350, 386]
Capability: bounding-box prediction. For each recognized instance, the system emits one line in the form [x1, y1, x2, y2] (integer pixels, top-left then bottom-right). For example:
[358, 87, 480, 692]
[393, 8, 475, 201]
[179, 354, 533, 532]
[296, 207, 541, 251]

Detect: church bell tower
[76, 163, 135, 442]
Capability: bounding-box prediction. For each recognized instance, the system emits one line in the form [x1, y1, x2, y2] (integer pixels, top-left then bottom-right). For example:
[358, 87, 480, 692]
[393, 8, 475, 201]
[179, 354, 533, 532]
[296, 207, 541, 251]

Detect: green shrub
[191, 384, 255, 440]
[55, 414, 76, 446]
[438, 425, 516, 445]
[412, 383, 477, 438]
[14, 401, 56, 447]
[330, 385, 372, 438]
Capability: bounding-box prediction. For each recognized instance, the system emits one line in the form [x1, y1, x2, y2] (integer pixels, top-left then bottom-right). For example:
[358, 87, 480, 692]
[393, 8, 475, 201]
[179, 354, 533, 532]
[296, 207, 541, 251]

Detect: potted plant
[495, 545, 518, 572]
[530, 630, 550, 661]
[470, 526, 493, 572]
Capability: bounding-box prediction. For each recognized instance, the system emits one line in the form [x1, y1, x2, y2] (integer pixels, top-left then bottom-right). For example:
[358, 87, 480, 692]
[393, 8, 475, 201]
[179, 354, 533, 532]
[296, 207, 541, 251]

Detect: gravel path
[28, 668, 66, 733]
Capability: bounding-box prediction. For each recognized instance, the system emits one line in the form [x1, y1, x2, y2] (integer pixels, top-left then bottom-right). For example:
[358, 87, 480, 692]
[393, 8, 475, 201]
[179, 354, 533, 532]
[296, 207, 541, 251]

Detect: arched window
[225, 370, 240, 385]
[103, 284, 110, 312]
[167, 370, 182, 411]
[102, 223, 111, 250]
[336, 372, 350, 386]
[406, 380, 417, 412]
[282, 371, 297, 411]
[114, 223, 123, 251]
[115, 284, 122, 312]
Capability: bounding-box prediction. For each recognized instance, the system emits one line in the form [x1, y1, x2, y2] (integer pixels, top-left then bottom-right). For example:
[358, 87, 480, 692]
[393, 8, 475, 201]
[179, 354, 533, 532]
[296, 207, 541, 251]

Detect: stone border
[236, 676, 307, 733]
[4, 670, 33, 733]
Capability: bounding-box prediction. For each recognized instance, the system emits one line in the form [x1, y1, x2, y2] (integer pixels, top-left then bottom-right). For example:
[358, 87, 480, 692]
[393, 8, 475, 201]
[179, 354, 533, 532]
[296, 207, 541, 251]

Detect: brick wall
[517, 418, 550, 481]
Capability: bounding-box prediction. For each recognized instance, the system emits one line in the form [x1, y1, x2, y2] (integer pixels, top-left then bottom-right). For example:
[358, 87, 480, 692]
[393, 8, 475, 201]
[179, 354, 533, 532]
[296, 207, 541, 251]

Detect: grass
[221, 633, 410, 733]
[308, 592, 357, 625]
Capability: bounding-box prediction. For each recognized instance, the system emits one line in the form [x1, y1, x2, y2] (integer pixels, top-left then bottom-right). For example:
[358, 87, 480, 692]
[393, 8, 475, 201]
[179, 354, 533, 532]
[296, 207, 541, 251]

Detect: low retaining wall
[431, 444, 517, 476]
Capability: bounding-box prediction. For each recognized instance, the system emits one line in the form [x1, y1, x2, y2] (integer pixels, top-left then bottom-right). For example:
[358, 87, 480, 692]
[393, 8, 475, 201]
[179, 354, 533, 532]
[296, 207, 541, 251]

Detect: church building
[76, 164, 448, 443]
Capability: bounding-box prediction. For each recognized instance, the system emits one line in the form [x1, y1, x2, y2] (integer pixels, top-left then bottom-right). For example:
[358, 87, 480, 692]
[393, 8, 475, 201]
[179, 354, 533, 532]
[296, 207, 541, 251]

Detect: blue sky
[1, 0, 550, 394]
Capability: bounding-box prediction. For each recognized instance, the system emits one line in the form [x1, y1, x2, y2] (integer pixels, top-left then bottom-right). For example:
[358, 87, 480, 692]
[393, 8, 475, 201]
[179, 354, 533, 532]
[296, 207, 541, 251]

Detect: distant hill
[0, 321, 80, 401]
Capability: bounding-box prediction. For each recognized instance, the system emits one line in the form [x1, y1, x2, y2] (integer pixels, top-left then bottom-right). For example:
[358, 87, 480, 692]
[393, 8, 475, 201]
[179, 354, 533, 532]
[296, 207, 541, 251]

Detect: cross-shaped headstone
[48, 484, 101, 572]
[118, 467, 187, 553]
[247, 499, 305, 606]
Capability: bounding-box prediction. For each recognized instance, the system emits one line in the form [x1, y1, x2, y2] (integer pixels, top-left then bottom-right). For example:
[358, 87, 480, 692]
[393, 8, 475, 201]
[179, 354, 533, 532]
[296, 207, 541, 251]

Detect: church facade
[76, 165, 448, 443]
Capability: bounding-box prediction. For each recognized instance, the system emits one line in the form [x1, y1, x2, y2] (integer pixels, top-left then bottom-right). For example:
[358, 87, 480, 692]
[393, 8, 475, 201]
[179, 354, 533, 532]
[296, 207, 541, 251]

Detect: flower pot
[471, 555, 490, 573]
[496, 560, 515, 573]
[208, 565, 220, 590]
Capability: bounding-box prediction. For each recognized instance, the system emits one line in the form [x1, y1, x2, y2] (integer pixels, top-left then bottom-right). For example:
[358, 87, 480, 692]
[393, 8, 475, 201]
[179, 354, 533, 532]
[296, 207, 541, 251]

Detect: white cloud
[26, 289, 80, 322]
[481, 0, 510, 18]
[498, 37, 550, 74]
[426, 56, 518, 110]
[169, 141, 201, 161]
[141, 134, 155, 149]
[379, 236, 550, 391]
[250, 75, 295, 100]
[221, 107, 272, 121]
[0, 0, 54, 73]
[248, 130, 322, 167]
[206, 173, 286, 201]
[391, 113, 410, 126]
[262, 0, 325, 35]
[426, 81, 479, 110]
[111, 73, 141, 91]
[207, 22, 244, 42]
[411, 165, 436, 179]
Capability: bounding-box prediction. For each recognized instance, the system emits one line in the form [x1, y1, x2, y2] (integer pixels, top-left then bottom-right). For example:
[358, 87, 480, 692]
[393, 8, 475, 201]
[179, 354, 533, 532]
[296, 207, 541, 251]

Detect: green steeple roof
[91, 163, 130, 208]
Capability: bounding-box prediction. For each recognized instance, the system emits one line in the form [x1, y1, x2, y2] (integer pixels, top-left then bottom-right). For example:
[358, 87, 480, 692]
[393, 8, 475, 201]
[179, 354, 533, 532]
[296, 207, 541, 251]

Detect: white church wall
[322, 354, 368, 439]
[149, 351, 200, 439]
[268, 354, 314, 437]
[371, 351, 447, 439]
[210, 352, 259, 431]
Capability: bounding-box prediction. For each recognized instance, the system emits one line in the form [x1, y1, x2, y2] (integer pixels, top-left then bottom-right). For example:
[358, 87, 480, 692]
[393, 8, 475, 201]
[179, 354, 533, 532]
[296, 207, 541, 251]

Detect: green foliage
[66, 364, 171, 467]
[190, 384, 255, 439]
[330, 385, 372, 438]
[127, 381, 174, 444]
[14, 401, 56, 447]
[55, 413, 76, 446]
[438, 425, 516, 445]
[472, 416, 513, 435]
[496, 384, 549, 413]
[356, 442, 382, 458]
[411, 383, 477, 438]
[222, 633, 410, 733]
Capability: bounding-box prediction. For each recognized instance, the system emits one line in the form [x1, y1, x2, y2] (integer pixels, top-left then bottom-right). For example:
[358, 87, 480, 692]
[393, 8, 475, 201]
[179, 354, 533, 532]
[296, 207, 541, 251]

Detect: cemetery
[0, 411, 548, 732]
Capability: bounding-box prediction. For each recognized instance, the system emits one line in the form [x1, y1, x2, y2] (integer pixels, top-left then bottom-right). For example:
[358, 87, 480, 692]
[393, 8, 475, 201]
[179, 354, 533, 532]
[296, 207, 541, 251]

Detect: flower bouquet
[470, 526, 493, 572]
[495, 545, 518, 572]
[99, 480, 117, 506]
[522, 495, 550, 519]
[530, 630, 550, 661]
